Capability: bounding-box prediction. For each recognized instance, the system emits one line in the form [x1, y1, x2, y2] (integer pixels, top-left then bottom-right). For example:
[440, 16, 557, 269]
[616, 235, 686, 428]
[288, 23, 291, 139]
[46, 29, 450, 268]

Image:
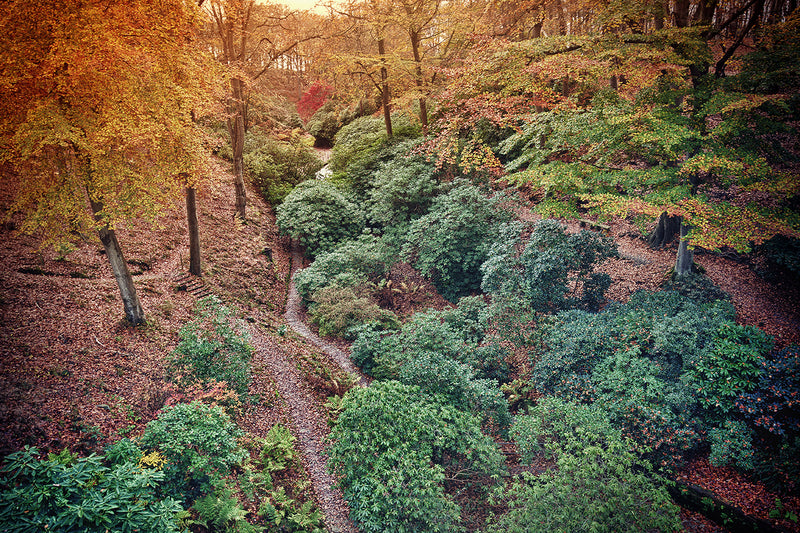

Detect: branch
[715, 0, 764, 77]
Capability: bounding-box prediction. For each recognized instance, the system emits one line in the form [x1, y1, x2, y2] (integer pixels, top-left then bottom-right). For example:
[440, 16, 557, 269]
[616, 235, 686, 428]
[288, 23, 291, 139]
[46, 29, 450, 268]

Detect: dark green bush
[0, 447, 182, 533]
[590, 345, 701, 466]
[398, 352, 510, 432]
[329, 114, 420, 184]
[351, 299, 509, 383]
[276, 180, 364, 258]
[244, 129, 323, 205]
[364, 141, 441, 227]
[684, 323, 773, 417]
[402, 183, 514, 301]
[326, 381, 505, 533]
[491, 398, 682, 533]
[168, 296, 253, 401]
[530, 290, 743, 466]
[660, 272, 730, 304]
[139, 401, 246, 502]
[482, 219, 618, 313]
[294, 233, 399, 304]
[305, 101, 341, 147]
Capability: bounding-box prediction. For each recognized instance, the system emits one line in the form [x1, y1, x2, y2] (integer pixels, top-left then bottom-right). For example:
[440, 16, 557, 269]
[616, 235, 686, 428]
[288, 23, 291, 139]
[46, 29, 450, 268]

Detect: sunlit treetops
[1, 0, 221, 247]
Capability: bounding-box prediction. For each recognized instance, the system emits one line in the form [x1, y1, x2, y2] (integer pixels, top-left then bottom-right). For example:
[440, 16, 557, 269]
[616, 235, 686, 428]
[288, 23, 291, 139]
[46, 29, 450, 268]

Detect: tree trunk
[229, 112, 247, 219]
[89, 198, 145, 325]
[697, 0, 718, 25]
[410, 30, 428, 135]
[228, 76, 247, 220]
[674, 218, 695, 276]
[186, 186, 201, 276]
[378, 36, 393, 138]
[673, 0, 691, 27]
[648, 212, 681, 249]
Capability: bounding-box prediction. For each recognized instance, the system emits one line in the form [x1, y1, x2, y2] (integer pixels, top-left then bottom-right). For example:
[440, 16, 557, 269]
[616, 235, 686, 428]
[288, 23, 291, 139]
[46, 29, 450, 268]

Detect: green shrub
[294, 234, 398, 304]
[530, 290, 738, 466]
[244, 129, 323, 204]
[402, 183, 514, 301]
[168, 296, 253, 401]
[139, 401, 246, 501]
[364, 141, 441, 227]
[306, 101, 341, 147]
[491, 398, 682, 533]
[481, 219, 618, 313]
[660, 272, 730, 304]
[684, 323, 773, 416]
[398, 352, 510, 432]
[0, 447, 183, 533]
[350, 300, 509, 383]
[326, 381, 505, 533]
[591, 345, 701, 466]
[329, 114, 421, 188]
[276, 180, 364, 258]
[309, 285, 399, 339]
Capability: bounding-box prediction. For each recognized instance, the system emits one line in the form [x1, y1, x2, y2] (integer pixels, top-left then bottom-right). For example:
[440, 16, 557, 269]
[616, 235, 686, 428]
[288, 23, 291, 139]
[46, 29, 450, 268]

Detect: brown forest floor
[0, 159, 799, 532]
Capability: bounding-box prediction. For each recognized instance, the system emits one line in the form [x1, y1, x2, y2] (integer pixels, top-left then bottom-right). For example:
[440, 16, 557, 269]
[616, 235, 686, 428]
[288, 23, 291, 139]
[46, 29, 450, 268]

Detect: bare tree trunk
[229, 112, 247, 219]
[697, 0, 718, 25]
[649, 212, 681, 249]
[186, 186, 201, 276]
[410, 30, 428, 135]
[89, 198, 145, 325]
[674, 0, 691, 26]
[674, 218, 695, 276]
[228, 77, 247, 220]
[378, 36, 393, 138]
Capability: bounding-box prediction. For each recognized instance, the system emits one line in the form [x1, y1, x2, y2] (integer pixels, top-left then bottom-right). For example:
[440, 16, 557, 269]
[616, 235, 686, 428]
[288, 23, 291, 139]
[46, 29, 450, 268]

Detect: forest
[0, 0, 799, 531]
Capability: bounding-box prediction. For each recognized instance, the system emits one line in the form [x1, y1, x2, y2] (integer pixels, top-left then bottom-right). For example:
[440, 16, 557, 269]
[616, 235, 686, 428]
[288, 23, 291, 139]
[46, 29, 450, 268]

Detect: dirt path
[240, 239, 366, 533]
[284, 241, 368, 387]
[246, 325, 357, 533]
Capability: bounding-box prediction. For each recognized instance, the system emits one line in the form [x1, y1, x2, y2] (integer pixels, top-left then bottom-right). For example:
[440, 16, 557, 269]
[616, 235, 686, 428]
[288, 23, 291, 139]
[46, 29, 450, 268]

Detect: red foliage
[297, 81, 333, 123]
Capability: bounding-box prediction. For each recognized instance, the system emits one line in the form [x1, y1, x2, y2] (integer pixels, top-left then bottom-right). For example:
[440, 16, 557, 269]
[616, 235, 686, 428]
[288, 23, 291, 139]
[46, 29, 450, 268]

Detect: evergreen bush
[491, 398, 682, 533]
[168, 296, 253, 401]
[0, 447, 182, 533]
[139, 401, 246, 502]
[276, 180, 364, 258]
[402, 183, 514, 301]
[326, 381, 505, 533]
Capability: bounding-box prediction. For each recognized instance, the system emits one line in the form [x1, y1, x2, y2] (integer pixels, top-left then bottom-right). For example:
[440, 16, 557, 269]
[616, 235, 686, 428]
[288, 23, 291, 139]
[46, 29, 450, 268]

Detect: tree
[427, 12, 800, 276]
[204, 0, 323, 220]
[0, 0, 217, 324]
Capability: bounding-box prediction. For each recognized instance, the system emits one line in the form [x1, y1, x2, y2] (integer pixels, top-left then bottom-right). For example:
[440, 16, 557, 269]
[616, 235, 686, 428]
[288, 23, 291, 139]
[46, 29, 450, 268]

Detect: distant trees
[203, 0, 323, 219]
[0, 0, 218, 324]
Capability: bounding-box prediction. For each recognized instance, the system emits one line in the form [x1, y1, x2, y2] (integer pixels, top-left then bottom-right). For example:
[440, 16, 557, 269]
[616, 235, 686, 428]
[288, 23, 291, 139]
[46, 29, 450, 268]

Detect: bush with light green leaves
[326, 381, 505, 533]
[487, 397, 682, 533]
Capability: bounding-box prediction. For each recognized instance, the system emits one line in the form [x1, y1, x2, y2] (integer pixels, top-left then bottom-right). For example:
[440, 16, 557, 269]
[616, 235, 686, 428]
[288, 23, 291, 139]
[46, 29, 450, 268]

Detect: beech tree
[204, 0, 323, 219]
[0, 0, 217, 324]
[427, 5, 800, 276]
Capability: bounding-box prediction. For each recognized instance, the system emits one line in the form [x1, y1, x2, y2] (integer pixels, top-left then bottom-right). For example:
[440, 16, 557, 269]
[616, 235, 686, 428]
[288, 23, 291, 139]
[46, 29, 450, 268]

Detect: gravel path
[284, 242, 369, 387]
[245, 239, 364, 533]
[247, 326, 357, 533]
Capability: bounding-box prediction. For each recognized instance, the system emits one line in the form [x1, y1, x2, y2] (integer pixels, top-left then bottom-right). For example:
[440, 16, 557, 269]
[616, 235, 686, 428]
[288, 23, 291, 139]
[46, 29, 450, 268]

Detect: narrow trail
[284, 241, 369, 387]
[243, 239, 366, 533]
[247, 326, 357, 533]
